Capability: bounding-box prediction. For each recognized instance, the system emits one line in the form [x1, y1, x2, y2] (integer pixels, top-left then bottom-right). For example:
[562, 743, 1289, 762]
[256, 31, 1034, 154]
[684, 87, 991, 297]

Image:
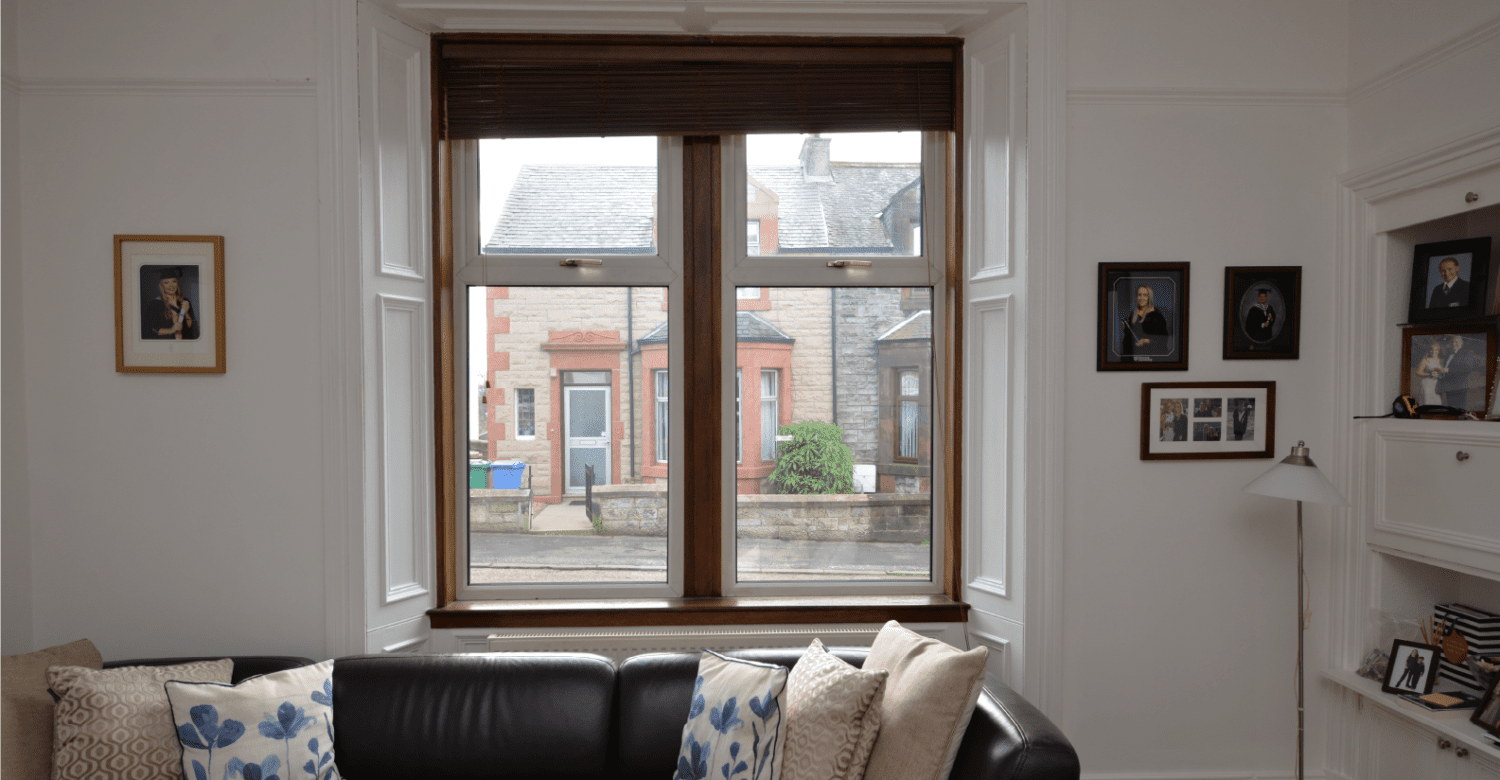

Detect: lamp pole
[1296, 498, 1304, 780]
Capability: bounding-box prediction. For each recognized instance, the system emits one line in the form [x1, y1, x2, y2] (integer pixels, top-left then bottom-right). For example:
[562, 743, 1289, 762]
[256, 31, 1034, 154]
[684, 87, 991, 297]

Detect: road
[467, 532, 931, 583]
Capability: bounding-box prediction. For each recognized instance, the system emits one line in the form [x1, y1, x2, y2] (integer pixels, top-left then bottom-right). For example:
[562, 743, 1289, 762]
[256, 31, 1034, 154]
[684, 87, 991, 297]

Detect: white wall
[1062, 1, 1346, 775]
[8, 0, 328, 660]
[1347, 0, 1500, 171]
[3, 0, 36, 655]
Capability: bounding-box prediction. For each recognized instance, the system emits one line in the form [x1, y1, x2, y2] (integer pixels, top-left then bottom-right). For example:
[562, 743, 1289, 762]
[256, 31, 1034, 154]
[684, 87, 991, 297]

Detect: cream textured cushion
[860, 621, 988, 780]
[781, 639, 886, 780]
[49, 659, 233, 780]
[1, 639, 103, 780]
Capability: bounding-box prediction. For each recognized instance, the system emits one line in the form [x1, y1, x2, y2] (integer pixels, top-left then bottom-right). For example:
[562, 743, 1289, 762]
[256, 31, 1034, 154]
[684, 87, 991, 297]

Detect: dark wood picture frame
[1139, 381, 1275, 460]
[1097, 262, 1190, 371]
[1399, 323, 1497, 413]
[114, 235, 226, 374]
[1223, 266, 1301, 359]
[1382, 639, 1443, 696]
[1406, 236, 1492, 324]
[1472, 675, 1500, 734]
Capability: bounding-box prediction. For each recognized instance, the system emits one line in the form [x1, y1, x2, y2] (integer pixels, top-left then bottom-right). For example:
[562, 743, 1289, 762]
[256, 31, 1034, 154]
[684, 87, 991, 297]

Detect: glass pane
[734, 288, 932, 583]
[745, 133, 922, 257]
[479, 136, 658, 255]
[467, 285, 668, 585]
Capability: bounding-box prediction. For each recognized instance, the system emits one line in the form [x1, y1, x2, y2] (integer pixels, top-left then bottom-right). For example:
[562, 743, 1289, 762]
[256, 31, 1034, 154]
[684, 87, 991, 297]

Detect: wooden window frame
[429, 35, 966, 628]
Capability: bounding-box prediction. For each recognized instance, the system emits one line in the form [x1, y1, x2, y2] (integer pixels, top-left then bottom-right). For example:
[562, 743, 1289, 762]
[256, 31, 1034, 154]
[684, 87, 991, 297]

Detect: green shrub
[767, 421, 854, 495]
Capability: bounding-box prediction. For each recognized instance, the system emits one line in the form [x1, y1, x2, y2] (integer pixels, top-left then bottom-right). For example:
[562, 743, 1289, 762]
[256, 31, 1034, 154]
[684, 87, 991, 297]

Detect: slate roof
[637, 311, 794, 345]
[485, 162, 919, 252]
[877, 310, 932, 342]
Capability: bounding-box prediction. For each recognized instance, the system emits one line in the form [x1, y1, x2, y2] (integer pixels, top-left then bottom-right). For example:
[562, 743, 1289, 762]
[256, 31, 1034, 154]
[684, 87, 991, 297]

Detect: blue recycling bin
[490, 462, 525, 489]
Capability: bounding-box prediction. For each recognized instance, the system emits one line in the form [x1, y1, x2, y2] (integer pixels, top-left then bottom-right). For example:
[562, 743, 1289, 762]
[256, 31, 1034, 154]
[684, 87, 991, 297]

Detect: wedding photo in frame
[1473, 676, 1500, 734]
[1223, 266, 1301, 359]
[1400, 324, 1496, 414]
[1140, 381, 1275, 461]
[1097, 262, 1190, 371]
[1406, 236, 1492, 324]
[114, 235, 225, 373]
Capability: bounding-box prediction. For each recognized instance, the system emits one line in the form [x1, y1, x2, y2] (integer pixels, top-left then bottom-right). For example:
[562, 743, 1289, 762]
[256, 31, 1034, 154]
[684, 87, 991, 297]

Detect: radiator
[484, 625, 937, 662]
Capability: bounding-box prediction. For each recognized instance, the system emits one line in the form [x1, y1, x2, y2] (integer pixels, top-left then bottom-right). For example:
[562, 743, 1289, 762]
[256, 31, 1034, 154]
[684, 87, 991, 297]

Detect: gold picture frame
[114, 235, 225, 373]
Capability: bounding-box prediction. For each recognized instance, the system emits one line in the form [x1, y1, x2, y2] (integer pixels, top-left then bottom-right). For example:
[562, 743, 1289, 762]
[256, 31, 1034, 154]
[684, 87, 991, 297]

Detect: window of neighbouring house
[515, 388, 536, 439]
[438, 36, 960, 612]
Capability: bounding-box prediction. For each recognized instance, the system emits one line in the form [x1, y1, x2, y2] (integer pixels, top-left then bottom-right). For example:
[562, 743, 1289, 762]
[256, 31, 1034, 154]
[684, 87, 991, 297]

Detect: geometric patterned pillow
[781, 639, 886, 780]
[165, 659, 339, 780]
[48, 659, 233, 780]
[674, 651, 787, 780]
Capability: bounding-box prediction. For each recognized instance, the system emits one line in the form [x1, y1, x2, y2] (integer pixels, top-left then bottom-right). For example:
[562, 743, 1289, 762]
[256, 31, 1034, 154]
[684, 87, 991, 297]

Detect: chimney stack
[799, 134, 832, 182]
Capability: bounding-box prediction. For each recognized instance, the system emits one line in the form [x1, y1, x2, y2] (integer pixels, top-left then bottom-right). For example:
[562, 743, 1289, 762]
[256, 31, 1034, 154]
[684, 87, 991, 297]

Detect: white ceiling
[368, 0, 1024, 36]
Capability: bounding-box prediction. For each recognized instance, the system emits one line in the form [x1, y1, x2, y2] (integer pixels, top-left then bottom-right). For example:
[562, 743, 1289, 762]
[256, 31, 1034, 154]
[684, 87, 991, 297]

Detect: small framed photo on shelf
[1223, 266, 1300, 359]
[1474, 677, 1500, 734]
[1405, 237, 1492, 324]
[1140, 381, 1274, 460]
[114, 235, 226, 374]
[1383, 639, 1443, 696]
[1400, 324, 1496, 413]
[1097, 262, 1189, 371]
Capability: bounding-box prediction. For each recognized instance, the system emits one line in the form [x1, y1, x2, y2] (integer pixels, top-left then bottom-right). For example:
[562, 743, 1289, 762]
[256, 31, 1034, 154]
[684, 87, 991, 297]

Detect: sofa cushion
[781, 639, 886, 780]
[673, 651, 787, 780]
[49, 659, 233, 780]
[861, 621, 988, 780]
[331, 653, 615, 780]
[1, 639, 103, 780]
[166, 659, 339, 780]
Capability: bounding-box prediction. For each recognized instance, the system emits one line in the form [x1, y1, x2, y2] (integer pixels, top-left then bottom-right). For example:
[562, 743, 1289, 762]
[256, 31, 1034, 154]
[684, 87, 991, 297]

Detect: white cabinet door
[1368, 707, 1444, 780]
[1461, 751, 1500, 780]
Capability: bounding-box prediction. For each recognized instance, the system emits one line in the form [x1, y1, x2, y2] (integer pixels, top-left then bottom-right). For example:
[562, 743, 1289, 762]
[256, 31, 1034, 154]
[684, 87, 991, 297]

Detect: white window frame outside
[654, 369, 669, 464]
[448, 137, 685, 601]
[514, 387, 536, 440]
[759, 368, 778, 461]
[719, 132, 948, 598]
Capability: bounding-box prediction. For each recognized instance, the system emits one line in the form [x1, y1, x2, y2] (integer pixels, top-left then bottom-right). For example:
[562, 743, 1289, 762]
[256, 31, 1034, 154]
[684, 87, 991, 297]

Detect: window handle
[826, 259, 872, 268]
[561, 258, 604, 267]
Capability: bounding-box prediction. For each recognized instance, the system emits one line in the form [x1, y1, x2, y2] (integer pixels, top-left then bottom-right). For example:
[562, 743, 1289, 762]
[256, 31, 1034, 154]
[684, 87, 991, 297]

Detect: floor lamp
[1243, 441, 1348, 780]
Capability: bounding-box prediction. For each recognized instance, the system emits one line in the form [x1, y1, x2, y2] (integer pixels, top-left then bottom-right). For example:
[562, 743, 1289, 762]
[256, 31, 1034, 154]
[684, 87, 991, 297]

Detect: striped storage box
[1434, 603, 1500, 694]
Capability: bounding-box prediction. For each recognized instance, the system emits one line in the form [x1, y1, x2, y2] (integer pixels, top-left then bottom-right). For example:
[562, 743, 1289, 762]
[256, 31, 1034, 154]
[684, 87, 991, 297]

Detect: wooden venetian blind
[436, 37, 960, 139]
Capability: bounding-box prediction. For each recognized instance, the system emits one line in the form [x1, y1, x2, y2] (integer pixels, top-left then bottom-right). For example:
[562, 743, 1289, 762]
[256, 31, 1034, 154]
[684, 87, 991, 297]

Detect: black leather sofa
[110, 648, 1079, 780]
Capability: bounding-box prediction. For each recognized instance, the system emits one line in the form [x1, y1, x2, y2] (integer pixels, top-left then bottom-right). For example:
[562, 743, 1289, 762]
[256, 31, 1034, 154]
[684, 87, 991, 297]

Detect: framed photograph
[1223, 266, 1301, 359]
[114, 235, 225, 373]
[1406, 237, 1492, 324]
[1097, 262, 1189, 371]
[1473, 677, 1500, 734]
[1400, 324, 1496, 413]
[1383, 639, 1443, 696]
[1140, 381, 1274, 460]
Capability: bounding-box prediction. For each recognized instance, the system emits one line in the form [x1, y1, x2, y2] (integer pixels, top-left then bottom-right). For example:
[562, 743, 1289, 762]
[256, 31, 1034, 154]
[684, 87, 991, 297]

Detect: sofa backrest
[331, 652, 616, 780]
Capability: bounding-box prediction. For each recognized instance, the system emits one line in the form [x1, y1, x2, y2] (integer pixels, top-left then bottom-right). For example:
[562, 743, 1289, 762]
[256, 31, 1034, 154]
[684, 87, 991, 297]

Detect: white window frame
[514, 387, 536, 440]
[719, 132, 948, 598]
[448, 137, 684, 601]
[654, 369, 669, 463]
[735, 368, 743, 464]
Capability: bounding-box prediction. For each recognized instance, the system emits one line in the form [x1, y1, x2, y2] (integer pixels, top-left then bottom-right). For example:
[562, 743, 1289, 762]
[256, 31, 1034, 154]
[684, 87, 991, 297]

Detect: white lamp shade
[1244, 460, 1348, 506]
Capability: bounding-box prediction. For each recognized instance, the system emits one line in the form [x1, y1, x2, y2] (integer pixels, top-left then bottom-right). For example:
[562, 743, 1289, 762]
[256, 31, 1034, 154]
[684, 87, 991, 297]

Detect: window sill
[428, 594, 968, 629]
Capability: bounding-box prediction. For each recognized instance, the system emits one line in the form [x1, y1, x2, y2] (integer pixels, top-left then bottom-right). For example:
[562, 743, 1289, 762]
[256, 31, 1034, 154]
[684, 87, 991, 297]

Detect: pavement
[468, 530, 931, 584]
[529, 502, 594, 532]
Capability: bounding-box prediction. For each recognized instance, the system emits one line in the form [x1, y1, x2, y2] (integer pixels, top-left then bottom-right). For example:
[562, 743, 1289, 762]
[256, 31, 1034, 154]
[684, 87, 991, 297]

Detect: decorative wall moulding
[11, 77, 318, 98]
[1068, 87, 1345, 107]
[1338, 121, 1500, 204]
[1347, 11, 1500, 104]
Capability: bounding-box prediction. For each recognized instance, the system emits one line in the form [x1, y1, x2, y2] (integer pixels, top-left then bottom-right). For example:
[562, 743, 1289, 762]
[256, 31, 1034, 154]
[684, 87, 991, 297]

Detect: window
[654, 370, 669, 463]
[436, 35, 961, 618]
[898, 370, 919, 461]
[515, 388, 535, 439]
[759, 369, 779, 461]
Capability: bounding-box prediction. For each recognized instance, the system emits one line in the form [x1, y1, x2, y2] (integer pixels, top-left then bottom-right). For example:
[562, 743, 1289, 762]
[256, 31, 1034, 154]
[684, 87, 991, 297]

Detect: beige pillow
[1, 639, 103, 780]
[49, 659, 233, 780]
[782, 639, 887, 780]
[860, 621, 988, 780]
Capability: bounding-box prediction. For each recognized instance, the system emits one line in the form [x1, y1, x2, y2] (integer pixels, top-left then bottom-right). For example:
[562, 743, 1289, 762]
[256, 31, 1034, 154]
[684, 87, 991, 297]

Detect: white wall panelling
[965, 295, 1013, 600]
[357, 2, 435, 649]
[1, 8, 33, 653]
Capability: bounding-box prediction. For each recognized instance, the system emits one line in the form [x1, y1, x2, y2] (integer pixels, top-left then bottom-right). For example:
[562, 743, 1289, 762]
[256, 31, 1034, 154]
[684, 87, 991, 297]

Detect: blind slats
[437, 38, 959, 139]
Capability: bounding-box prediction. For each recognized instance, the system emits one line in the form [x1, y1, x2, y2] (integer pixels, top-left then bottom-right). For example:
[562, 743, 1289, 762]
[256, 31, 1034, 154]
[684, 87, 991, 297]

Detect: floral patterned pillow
[165, 659, 339, 780]
[674, 651, 787, 780]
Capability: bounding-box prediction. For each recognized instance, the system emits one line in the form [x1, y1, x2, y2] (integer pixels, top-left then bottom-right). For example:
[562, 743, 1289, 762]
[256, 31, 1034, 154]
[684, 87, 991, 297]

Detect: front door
[564, 385, 611, 494]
